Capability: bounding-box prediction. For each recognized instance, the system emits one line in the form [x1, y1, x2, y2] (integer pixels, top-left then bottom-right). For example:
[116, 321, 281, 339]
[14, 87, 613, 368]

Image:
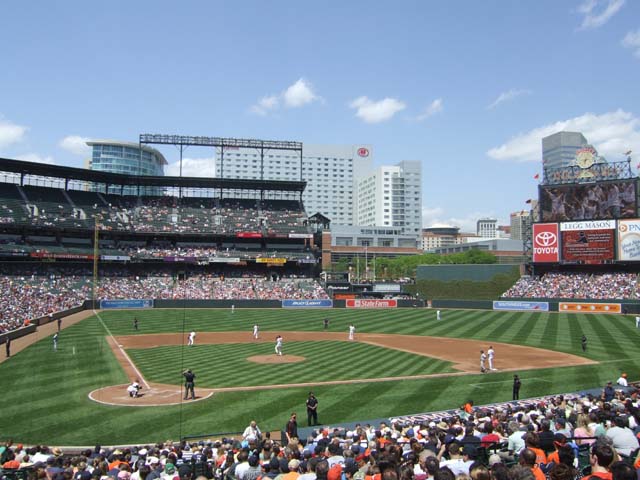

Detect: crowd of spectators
[3, 385, 640, 480]
[0, 273, 328, 333]
[502, 272, 639, 299]
[0, 187, 312, 236]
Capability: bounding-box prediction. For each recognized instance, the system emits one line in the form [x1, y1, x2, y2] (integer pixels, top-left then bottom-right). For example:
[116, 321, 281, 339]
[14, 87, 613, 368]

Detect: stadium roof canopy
[0, 157, 307, 192]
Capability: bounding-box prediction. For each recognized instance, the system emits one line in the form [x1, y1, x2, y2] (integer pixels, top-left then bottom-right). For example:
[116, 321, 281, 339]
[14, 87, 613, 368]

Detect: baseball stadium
[1, 137, 640, 476]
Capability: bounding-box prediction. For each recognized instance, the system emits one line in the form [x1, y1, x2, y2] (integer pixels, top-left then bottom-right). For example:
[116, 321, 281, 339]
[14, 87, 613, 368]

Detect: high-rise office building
[510, 210, 531, 241]
[87, 140, 167, 195]
[354, 161, 422, 237]
[476, 218, 497, 238]
[215, 144, 372, 225]
[542, 132, 588, 169]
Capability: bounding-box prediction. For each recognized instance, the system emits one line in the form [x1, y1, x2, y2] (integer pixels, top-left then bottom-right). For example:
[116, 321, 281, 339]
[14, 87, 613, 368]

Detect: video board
[539, 179, 637, 222]
[560, 220, 615, 264]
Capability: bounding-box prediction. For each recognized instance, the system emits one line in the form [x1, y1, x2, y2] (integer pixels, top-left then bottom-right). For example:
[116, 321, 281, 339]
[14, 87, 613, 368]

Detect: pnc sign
[532, 223, 559, 263]
[357, 147, 370, 157]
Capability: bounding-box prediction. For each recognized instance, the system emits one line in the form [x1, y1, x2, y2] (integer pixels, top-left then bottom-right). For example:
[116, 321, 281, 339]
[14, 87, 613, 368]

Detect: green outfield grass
[1, 307, 639, 445]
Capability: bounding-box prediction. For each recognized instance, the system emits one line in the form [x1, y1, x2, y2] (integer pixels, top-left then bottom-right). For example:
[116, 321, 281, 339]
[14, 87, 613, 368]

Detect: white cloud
[250, 95, 279, 116]
[416, 99, 443, 121]
[349, 96, 406, 124]
[487, 89, 532, 109]
[622, 29, 640, 58]
[283, 78, 319, 107]
[577, 0, 625, 30]
[165, 156, 216, 177]
[487, 109, 640, 163]
[0, 118, 28, 149]
[59, 135, 91, 155]
[250, 78, 320, 115]
[15, 153, 55, 165]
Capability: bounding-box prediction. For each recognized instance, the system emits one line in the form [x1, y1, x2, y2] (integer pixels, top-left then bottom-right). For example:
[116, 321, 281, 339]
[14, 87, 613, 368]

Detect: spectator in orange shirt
[519, 449, 545, 480]
[584, 442, 614, 480]
[523, 432, 547, 466]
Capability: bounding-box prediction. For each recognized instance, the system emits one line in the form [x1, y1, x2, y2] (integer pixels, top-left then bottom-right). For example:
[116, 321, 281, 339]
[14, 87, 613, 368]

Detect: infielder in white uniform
[253, 324, 259, 339]
[480, 350, 487, 373]
[348, 324, 356, 340]
[188, 331, 196, 346]
[275, 335, 283, 356]
[487, 346, 495, 370]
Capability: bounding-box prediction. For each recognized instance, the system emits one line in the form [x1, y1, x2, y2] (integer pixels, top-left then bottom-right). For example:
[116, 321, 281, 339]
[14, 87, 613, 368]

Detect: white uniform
[53, 333, 58, 351]
[635, 316, 640, 329]
[488, 347, 495, 370]
[127, 382, 141, 397]
[436, 310, 441, 321]
[188, 331, 196, 346]
[348, 325, 356, 340]
[253, 324, 259, 339]
[231, 304, 235, 313]
[275, 336, 283, 356]
[480, 352, 487, 373]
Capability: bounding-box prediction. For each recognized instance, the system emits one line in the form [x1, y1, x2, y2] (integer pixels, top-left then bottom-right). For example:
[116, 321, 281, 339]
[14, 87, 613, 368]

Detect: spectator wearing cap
[265, 457, 282, 480]
[616, 374, 628, 387]
[283, 459, 301, 480]
[585, 442, 614, 480]
[243, 455, 262, 480]
[605, 417, 639, 457]
[161, 463, 178, 480]
[553, 418, 572, 438]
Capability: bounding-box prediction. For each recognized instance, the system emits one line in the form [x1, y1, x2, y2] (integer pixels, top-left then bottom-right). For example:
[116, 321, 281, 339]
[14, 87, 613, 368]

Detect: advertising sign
[558, 302, 622, 313]
[282, 299, 333, 308]
[532, 223, 560, 263]
[100, 299, 154, 309]
[345, 299, 397, 308]
[561, 229, 615, 264]
[372, 284, 401, 293]
[237, 232, 262, 238]
[493, 301, 550, 312]
[256, 258, 286, 264]
[617, 219, 640, 261]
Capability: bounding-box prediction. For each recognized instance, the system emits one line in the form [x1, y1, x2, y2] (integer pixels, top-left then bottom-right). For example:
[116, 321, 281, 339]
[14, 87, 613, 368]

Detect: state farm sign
[532, 223, 559, 263]
[345, 299, 397, 308]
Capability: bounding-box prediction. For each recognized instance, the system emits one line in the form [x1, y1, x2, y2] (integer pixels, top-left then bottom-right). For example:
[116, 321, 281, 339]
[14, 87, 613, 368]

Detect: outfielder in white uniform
[275, 335, 283, 356]
[487, 346, 495, 370]
[348, 324, 356, 340]
[436, 310, 441, 321]
[253, 324, 259, 339]
[188, 331, 196, 346]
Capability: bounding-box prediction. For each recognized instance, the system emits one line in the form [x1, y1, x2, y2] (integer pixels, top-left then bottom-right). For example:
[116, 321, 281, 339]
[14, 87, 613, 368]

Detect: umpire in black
[183, 369, 196, 400]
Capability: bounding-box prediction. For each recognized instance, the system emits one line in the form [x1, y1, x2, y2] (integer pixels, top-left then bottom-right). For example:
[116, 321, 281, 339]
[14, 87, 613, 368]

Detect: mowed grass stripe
[127, 340, 454, 387]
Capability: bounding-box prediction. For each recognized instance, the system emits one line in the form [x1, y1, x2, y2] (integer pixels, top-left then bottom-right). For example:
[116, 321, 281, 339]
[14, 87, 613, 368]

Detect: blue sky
[1, 0, 639, 231]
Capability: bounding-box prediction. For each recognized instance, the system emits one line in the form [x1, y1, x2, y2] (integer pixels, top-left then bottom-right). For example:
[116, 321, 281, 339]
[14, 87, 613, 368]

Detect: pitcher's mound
[247, 354, 305, 364]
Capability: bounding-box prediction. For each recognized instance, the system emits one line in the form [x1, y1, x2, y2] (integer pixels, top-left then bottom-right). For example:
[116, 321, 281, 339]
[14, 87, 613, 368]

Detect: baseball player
[275, 335, 283, 356]
[348, 324, 356, 341]
[188, 331, 196, 346]
[487, 346, 496, 370]
[480, 350, 487, 373]
[436, 310, 441, 321]
[253, 324, 259, 339]
[53, 333, 58, 351]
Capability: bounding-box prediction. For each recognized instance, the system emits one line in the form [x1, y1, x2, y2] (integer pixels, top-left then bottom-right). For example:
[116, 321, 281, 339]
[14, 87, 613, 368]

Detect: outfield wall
[432, 298, 640, 312]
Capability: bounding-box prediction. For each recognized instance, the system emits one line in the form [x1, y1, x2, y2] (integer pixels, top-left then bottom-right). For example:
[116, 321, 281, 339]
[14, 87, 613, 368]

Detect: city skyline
[1, 1, 639, 232]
